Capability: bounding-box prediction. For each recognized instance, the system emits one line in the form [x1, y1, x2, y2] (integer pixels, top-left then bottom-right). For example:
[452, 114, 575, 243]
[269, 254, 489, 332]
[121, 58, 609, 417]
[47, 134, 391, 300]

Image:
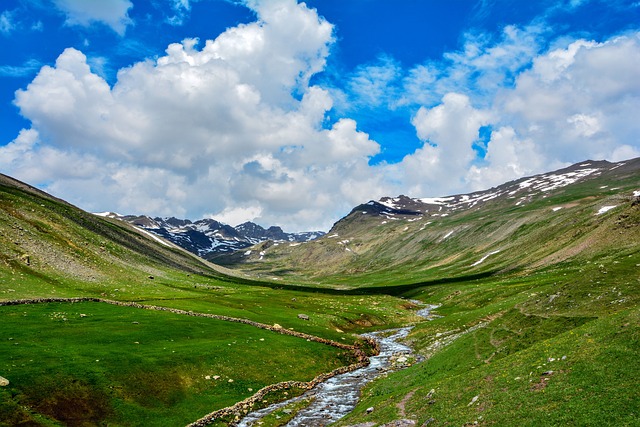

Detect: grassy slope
[227, 160, 639, 289]
[0, 302, 350, 427]
[218, 163, 640, 426]
[0, 175, 417, 426]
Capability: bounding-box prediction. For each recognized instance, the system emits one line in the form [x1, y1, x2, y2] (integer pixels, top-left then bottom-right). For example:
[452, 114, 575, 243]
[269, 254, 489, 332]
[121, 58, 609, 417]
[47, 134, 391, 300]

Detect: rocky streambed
[235, 304, 439, 427]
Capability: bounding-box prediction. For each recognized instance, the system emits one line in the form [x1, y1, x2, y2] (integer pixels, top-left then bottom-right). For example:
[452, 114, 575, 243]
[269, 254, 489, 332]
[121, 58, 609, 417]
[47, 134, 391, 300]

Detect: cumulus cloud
[52, 0, 133, 35]
[490, 33, 640, 175]
[393, 30, 640, 195]
[8, 0, 386, 231]
[398, 93, 490, 195]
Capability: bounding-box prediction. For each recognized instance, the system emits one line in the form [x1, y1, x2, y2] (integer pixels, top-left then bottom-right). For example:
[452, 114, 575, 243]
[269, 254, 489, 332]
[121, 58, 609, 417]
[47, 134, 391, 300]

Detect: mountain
[219, 158, 640, 283]
[95, 213, 325, 259]
[0, 173, 250, 291]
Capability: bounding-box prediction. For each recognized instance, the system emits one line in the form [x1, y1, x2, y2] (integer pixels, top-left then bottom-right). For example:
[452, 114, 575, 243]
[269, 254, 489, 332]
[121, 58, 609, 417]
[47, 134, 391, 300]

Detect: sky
[1, 0, 639, 232]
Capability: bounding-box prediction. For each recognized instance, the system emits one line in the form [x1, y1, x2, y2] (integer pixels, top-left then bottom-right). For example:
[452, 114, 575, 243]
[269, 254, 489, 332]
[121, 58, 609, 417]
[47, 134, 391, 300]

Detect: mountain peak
[102, 215, 324, 258]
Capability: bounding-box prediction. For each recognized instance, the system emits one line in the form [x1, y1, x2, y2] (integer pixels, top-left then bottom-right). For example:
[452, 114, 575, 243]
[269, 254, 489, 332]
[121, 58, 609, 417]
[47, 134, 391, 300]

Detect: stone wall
[0, 297, 380, 426]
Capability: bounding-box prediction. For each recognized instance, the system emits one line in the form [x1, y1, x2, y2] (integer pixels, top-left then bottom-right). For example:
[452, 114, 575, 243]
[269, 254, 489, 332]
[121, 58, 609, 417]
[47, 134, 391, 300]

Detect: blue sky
[1, 0, 639, 231]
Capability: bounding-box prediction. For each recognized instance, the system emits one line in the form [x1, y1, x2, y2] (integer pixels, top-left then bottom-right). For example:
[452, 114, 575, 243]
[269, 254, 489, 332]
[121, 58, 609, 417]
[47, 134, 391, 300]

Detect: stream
[235, 304, 439, 427]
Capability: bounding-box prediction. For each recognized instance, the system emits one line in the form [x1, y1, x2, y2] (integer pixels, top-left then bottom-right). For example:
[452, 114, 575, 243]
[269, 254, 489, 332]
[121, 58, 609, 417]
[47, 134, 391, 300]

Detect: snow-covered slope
[359, 160, 634, 222]
[94, 214, 324, 258]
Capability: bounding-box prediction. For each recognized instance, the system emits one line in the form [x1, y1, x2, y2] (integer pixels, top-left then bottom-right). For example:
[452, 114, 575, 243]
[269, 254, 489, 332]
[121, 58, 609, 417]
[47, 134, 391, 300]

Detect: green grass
[0, 301, 353, 426]
[337, 307, 639, 426]
[333, 256, 640, 426]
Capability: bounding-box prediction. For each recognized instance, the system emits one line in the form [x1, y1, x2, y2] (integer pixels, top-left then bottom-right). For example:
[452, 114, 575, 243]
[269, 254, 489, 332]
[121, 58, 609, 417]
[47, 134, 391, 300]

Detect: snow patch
[134, 227, 172, 247]
[442, 230, 454, 240]
[93, 211, 123, 218]
[419, 196, 455, 206]
[596, 206, 617, 215]
[471, 250, 501, 266]
[633, 190, 640, 197]
[552, 207, 563, 212]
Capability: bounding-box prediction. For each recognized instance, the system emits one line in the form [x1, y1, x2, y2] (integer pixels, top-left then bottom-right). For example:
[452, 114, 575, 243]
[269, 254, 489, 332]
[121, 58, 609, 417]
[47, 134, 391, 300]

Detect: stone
[382, 420, 416, 427]
[298, 314, 310, 320]
[467, 395, 479, 406]
[426, 389, 435, 399]
[366, 407, 375, 414]
[273, 323, 282, 329]
[0, 376, 9, 386]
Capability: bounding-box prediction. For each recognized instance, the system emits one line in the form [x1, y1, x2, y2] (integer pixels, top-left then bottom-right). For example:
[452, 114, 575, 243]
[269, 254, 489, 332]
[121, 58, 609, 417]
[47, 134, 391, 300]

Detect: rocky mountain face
[95, 214, 324, 259]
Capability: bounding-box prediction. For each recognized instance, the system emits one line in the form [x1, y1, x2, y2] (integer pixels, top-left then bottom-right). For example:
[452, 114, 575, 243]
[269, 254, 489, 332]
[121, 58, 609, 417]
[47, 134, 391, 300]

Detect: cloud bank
[2, 0, 639, 231]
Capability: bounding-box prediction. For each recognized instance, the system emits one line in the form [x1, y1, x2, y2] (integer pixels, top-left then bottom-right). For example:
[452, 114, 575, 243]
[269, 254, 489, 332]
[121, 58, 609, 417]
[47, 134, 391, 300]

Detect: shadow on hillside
[230, 271, 497, 297]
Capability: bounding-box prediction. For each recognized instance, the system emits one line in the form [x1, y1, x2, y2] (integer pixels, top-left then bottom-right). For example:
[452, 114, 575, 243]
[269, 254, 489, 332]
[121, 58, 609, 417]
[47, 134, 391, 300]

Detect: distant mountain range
[95, 158, 639, 269]
[94, 213, 325, 259]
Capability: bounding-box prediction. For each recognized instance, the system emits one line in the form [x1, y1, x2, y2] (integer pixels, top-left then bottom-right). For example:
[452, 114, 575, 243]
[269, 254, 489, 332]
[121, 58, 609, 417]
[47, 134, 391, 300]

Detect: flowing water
[235, 304, 438, 427]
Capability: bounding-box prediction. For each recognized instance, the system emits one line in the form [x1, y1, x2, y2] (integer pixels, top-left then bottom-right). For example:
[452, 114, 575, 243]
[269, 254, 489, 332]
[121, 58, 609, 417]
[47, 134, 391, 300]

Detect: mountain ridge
[217, 157, 640, 281]
[95, 212, 325, 259]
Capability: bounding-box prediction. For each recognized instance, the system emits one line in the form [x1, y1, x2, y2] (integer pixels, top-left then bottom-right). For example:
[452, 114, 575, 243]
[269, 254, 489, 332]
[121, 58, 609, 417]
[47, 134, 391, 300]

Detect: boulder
[0, 376, 9, 387]
[298, 314, 310, 321]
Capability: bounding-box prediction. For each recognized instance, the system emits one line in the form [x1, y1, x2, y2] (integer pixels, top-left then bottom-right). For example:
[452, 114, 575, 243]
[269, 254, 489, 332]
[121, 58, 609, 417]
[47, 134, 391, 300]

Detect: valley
[1, 158, 639, 426]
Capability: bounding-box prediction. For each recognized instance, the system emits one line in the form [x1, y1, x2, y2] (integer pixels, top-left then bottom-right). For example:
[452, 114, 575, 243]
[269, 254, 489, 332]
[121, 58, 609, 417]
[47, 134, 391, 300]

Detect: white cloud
[8, 0, 384, 232]
[396, 30, 640, 197]
[399, 24, 548, 108]
[498, 33, 640, 162]
[165, 0, 192, 26]
[0, 59, 42, 77]
[52, 0, 133, 35]
[465, 126, 546, 190]
[400, 93, 490, 195]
